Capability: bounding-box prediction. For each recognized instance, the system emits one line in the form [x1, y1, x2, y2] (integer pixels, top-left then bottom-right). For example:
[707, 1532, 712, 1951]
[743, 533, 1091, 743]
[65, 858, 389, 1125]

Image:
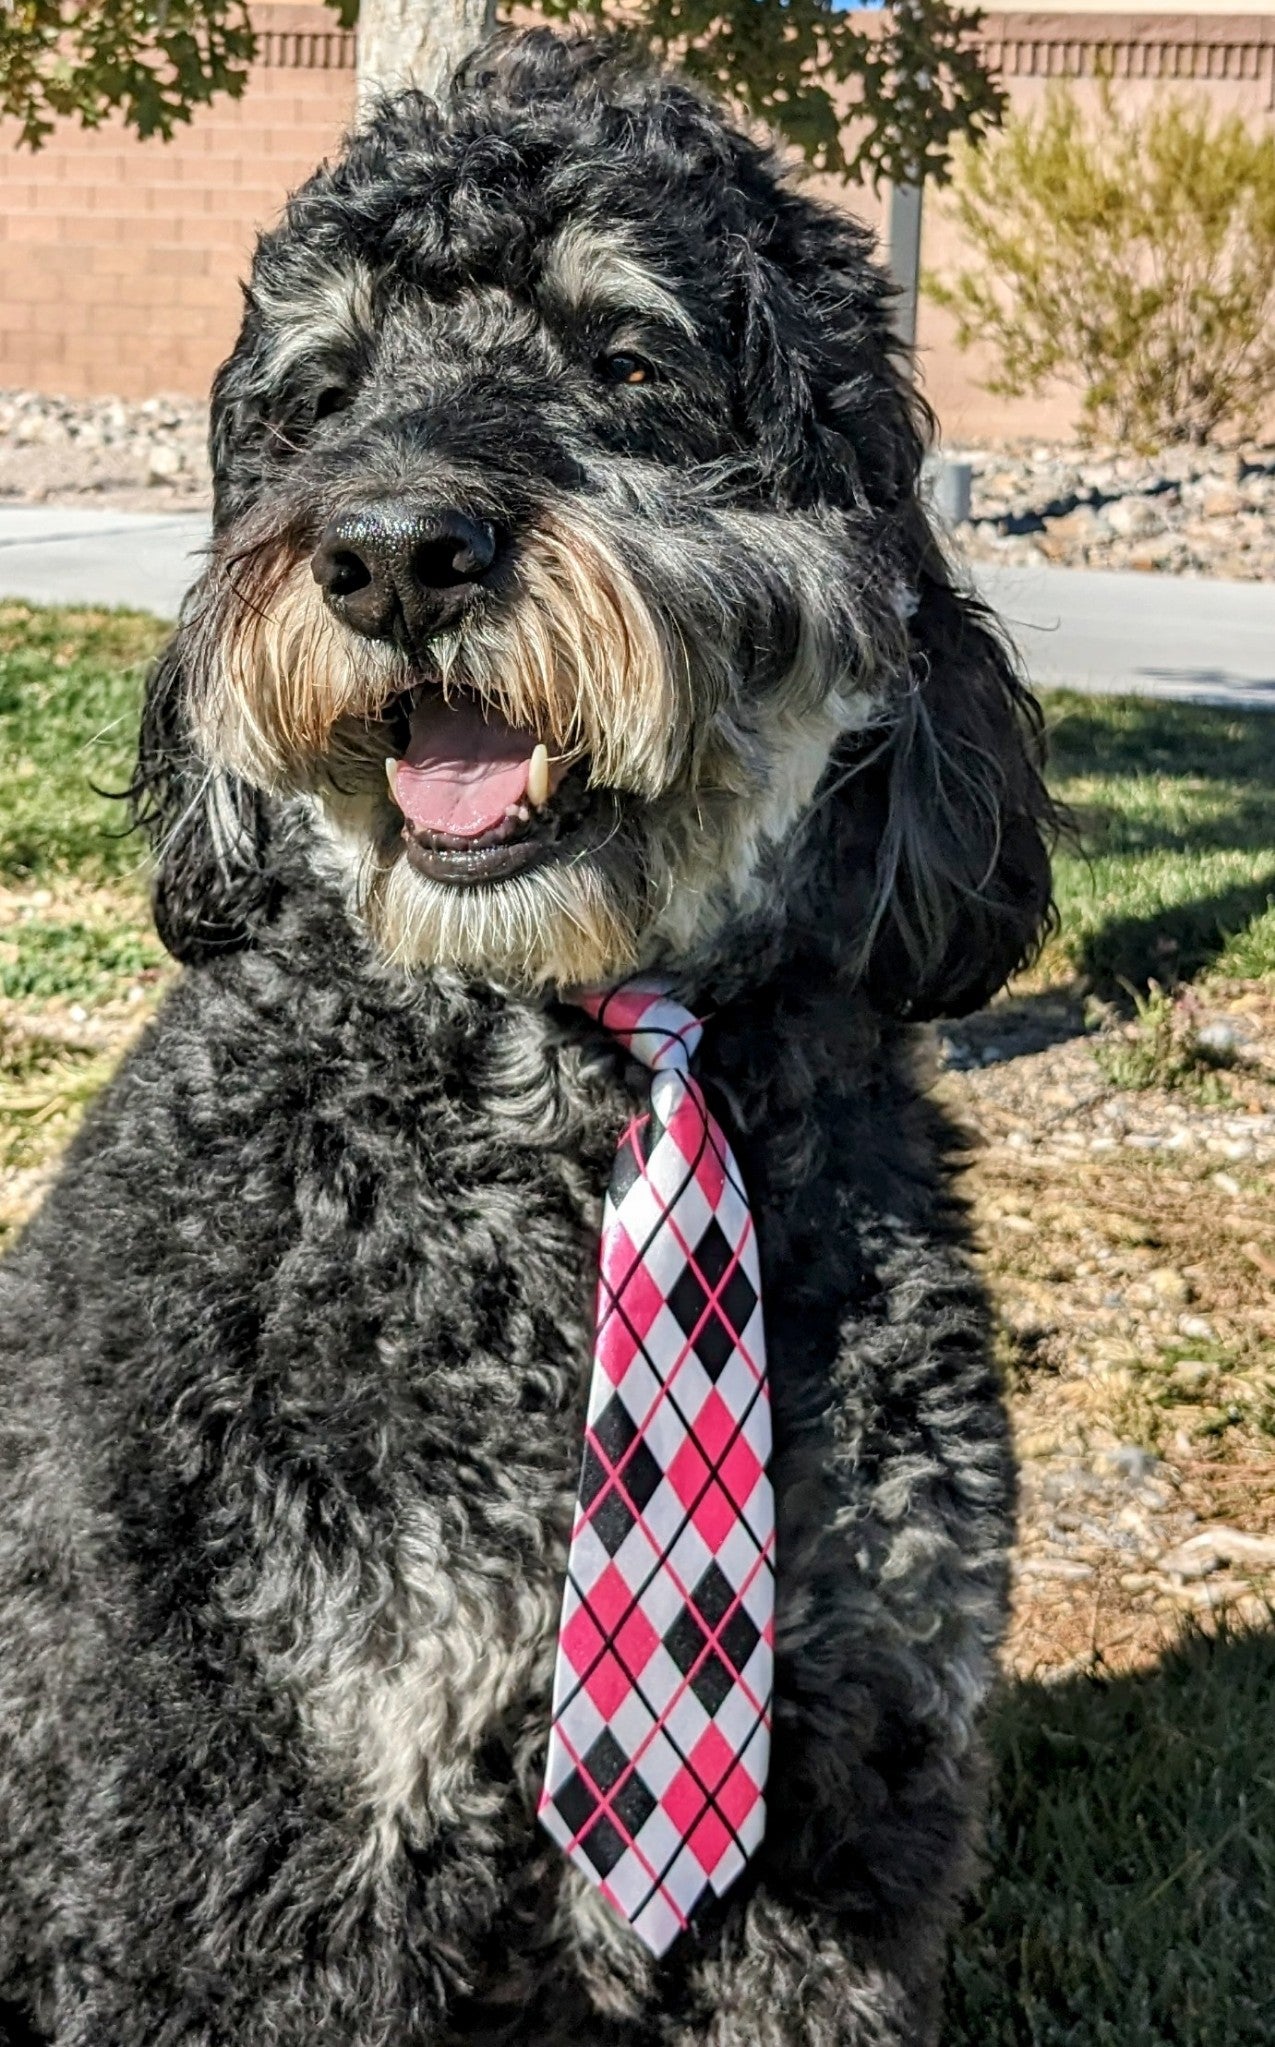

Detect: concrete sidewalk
[0, 506, 209, 620]
[1, 505, 1273, 710]
[976, 561, 1275, 712]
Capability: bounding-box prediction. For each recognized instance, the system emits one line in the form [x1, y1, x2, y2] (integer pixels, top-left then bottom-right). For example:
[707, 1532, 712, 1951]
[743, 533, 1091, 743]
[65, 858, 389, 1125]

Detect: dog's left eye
[597, 352, 655, 387]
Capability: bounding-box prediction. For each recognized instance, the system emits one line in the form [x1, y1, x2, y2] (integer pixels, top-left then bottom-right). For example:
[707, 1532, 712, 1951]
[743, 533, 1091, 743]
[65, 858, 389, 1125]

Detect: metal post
[886, 180, 923, 369]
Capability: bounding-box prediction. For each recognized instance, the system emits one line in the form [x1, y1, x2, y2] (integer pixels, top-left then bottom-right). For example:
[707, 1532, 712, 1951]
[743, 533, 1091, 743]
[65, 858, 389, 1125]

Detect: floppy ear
[746, 188, 1056, 1018]
[129, 634, 275, 966]
[825, 548, 1057, 1022]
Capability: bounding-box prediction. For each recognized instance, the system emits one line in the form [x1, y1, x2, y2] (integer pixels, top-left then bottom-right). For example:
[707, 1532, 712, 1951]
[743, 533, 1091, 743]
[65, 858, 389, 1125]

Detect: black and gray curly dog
[0, 30, 1054, 2047]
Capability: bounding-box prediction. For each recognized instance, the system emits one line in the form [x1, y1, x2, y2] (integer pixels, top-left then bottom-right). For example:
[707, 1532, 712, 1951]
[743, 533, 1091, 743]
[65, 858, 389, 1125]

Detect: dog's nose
[311, 503, 500, 641]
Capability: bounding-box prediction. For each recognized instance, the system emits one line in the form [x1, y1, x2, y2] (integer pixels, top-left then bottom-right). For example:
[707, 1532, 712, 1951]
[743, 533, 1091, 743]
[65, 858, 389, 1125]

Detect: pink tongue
[393, 693, 535, 839]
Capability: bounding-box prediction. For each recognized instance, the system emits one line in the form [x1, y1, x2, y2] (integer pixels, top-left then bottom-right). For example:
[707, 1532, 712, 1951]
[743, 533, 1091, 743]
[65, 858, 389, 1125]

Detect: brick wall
[0, 6, 356, 399]
[0, 8, 1272, 438]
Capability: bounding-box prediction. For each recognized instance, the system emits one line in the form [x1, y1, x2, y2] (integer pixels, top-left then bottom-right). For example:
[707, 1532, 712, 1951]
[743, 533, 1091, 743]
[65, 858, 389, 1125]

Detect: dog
[0, 31, 1054, 2045]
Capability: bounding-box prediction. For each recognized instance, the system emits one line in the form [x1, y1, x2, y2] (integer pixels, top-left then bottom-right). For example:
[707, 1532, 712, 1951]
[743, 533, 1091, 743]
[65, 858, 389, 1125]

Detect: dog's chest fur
[184, 951, 627, 1857]
[68, 914, 910, 1899]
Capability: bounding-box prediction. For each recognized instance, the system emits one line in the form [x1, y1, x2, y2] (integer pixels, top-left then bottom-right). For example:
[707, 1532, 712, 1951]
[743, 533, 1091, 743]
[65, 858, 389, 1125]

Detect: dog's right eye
[312, 385, 352, 424]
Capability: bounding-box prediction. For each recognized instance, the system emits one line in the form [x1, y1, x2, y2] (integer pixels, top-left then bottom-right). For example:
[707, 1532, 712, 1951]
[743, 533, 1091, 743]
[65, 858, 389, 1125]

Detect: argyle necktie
[539, 979, 775, 1957]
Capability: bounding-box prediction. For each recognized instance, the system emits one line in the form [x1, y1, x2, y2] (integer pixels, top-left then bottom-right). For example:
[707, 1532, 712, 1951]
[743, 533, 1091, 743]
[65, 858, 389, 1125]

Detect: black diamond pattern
[594, 1394, 637, 1465]
[582, 1814, 626, 1876]
[664, 1604, 708, 1675]
[690, 1650, 733, 1714]
[613, 1770, 657, 1837]
[610, 1133, 643, 1204]
[579, 1442, 607, 1509]
[583, 1730, 628, 1793]
[693, 1218, 734, 1291]
[667, 1263, 709, 1343]
[693, 1314, 734, 1380]
[591, 1487, 636, 1555]
[691, 1563, 734, 1628]
[554, 1770, 598, 1836]
[619, 1437, 661, 1511]
[719, 1607, 761, 1674]
[720, 1264, 758, 1335]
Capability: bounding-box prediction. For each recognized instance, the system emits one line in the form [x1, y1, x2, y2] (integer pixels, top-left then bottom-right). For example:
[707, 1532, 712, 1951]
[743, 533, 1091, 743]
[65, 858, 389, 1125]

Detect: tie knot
[575, 978, 703, 1074]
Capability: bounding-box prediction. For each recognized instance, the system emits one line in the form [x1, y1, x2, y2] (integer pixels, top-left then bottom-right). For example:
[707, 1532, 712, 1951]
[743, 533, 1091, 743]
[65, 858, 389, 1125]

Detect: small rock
[1196, 1021, 1238, 1056]
[1097, 1445, 1160, 1484]
[1162, 1539, 1275, 1580]
[1157, 1527, 1275, 1581]
[1200, 484, 1244, 518]
[1106, 496, 1165, 538]
[146, 442, 183, 484]
[1170, 1360, 1216, 1392]
[1178, 1314, 1215, 1342]
[1147, 1267, 1191, 1306]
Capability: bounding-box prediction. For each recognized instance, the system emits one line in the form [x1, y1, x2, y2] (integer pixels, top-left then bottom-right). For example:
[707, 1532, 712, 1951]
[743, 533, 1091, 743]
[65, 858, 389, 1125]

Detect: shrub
[926, 83, 1275, 446]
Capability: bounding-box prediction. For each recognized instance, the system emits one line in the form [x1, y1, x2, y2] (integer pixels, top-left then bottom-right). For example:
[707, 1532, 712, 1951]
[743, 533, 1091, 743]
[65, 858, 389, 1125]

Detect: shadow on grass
[1074, 874, 1275, 995]
[1047, 697, 1275, 786]
[946, 1621, 1275, 2047]
[1039, 692, 1275, 999]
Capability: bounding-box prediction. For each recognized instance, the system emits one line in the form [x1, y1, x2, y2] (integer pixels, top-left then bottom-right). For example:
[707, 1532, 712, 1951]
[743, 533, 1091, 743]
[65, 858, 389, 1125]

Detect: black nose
[311, 502, 500, 641]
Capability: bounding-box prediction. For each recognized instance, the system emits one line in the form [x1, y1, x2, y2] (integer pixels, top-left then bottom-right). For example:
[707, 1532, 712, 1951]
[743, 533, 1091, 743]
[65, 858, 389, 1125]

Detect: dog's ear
[130, 633, 275, 966]
[821, 552, 1057, 1022]
[737, 188, 1055, 1017]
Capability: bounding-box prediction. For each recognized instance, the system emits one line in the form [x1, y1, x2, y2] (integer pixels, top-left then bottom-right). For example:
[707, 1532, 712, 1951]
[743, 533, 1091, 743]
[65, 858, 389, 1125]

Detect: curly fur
[0, 31, 1054, 2045]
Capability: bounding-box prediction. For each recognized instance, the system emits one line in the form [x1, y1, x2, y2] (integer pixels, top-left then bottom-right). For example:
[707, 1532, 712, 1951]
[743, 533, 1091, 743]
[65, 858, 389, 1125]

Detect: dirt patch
[940, 983, 1275, 1681]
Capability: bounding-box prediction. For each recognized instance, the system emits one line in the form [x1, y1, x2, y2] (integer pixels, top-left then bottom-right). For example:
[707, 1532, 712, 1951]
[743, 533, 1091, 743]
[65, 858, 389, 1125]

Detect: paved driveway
[1, 506, 1273, 710]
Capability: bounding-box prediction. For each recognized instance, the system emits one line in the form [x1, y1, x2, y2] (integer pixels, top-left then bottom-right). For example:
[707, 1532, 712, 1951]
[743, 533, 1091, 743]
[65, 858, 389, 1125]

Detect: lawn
[1041, 694, 1275, 992]
[1, 602, 1273, 2041]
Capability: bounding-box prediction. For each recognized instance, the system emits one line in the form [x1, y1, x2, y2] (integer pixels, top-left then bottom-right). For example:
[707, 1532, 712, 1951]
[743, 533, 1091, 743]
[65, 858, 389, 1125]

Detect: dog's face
[145, 33, 1053, 1014]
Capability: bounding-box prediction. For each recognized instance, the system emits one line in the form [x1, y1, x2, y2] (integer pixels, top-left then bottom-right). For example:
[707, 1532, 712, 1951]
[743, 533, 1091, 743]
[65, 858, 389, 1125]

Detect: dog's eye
[312, 385, 351, 423]
[597, 352, 655, 387]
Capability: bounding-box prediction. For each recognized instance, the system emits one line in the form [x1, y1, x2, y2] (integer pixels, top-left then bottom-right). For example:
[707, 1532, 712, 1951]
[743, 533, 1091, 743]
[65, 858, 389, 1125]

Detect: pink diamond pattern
[540, 980, 774, 1960]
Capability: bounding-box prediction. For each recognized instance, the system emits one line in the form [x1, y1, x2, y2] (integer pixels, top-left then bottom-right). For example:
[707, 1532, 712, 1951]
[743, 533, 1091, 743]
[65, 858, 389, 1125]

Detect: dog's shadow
[945, 1618, 1275, 2044]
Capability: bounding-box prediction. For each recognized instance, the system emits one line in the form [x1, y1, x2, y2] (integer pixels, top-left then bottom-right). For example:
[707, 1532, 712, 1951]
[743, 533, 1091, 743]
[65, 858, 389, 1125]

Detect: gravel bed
[0, 390, 211, 514]
[939, 985, 1275, 1678]
[945, 439, 1275, 583]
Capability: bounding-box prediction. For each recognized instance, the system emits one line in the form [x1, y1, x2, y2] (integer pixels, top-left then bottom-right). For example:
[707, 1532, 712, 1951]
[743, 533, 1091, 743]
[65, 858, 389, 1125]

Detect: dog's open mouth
[382, 685, 583, 885]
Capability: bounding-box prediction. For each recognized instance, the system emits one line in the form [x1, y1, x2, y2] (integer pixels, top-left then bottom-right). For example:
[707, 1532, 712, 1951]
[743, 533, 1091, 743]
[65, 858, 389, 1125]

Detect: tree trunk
[357, 0, 497, 106]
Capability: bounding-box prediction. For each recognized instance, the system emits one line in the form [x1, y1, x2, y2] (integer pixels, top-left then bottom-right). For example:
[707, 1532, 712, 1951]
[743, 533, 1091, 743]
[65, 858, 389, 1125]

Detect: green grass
[1041, 693, 1275, 993]
[0, 914, 164, 1003]
[947, 1622, 1275, 2046]
[0, 601, 165, 887]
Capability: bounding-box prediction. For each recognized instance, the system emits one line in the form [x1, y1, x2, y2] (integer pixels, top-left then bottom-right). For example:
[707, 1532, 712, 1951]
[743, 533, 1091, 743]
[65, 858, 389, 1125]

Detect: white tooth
[385, 757, 400, 799]
[527, 743, 550, 808]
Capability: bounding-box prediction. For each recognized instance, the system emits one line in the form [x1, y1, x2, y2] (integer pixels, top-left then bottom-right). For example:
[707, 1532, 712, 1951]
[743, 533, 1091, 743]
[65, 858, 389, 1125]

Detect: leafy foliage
[1, 0, 1002, 188]
[0, 0, 256, 147]
[927, 84, 1275, 446]
[524, 0, 1003, 186]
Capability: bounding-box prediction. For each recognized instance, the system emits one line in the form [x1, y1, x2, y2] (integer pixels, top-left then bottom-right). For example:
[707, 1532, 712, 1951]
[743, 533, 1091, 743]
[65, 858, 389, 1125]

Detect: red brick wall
[1, 8, 1272, 436]
[0, 6, 356, 398]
